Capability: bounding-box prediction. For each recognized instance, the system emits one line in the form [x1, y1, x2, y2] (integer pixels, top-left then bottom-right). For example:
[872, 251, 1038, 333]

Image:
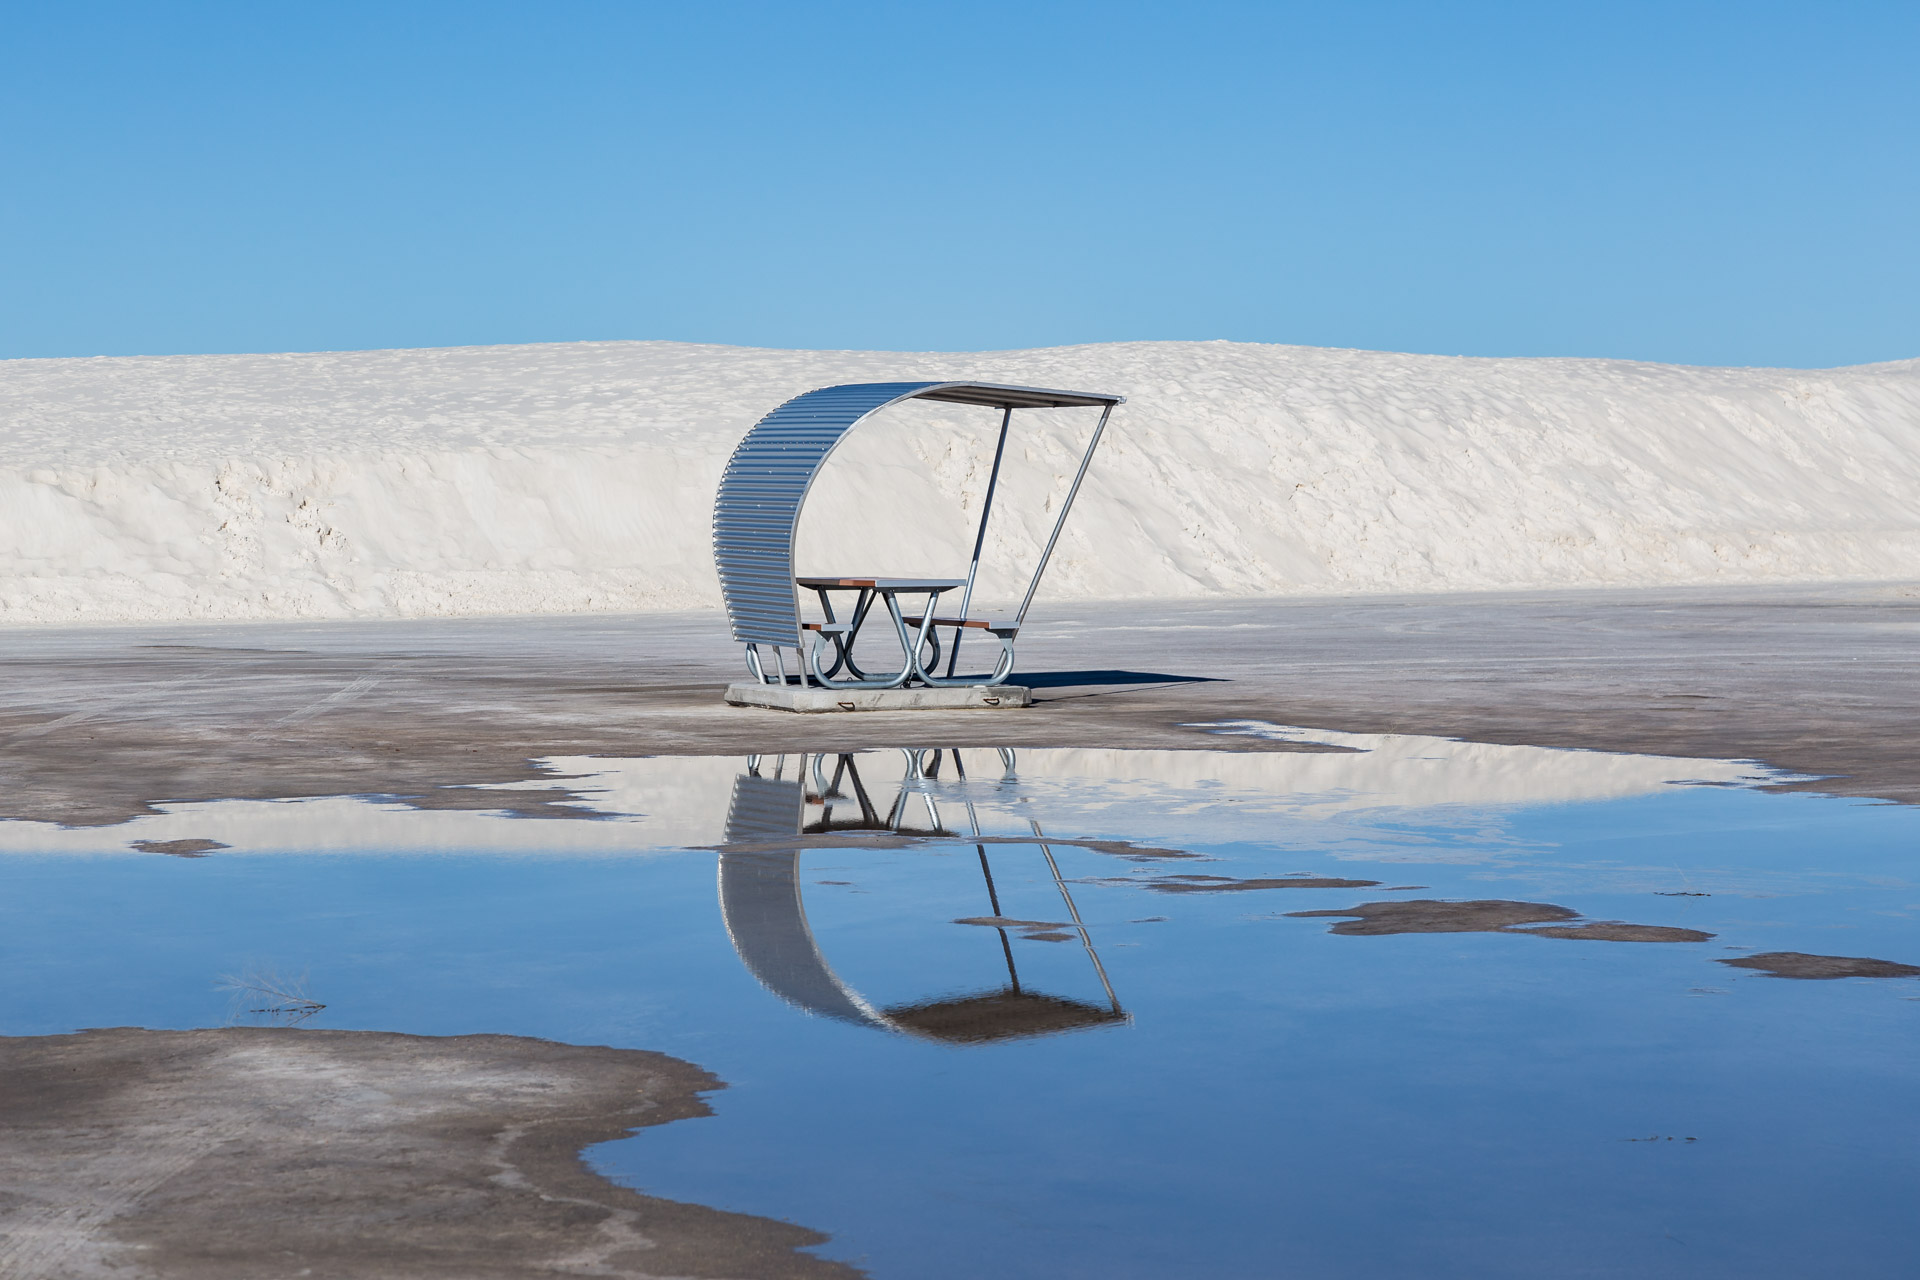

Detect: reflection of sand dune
[1024, 723, 1782, 812]
[0, 730, 1790, 858]
[0, 756, 749, 857]
[551, 730, 1788, 853]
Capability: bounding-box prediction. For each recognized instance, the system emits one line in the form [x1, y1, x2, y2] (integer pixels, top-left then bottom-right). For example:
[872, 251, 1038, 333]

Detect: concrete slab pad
[725, 682, 1031, 713]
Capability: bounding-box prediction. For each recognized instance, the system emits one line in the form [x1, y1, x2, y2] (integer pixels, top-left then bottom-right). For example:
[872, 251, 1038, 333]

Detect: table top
[796, 577, 965, 590]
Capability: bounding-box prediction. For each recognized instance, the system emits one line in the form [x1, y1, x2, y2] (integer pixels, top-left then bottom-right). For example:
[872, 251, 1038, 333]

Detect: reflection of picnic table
[796, 576, 1016, 689]
[717, 749, 1127, 1043]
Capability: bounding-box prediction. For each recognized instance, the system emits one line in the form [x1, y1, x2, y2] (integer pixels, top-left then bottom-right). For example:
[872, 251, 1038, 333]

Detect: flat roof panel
[912, 382, 1123, 409]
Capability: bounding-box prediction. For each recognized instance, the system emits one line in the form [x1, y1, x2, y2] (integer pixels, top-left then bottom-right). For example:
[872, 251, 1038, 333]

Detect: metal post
[948, 406, 1013, 678]
[1014, 403, 1114, 629]
[1031, 819, 1121, 1013]
[843, 755, 878, 826]
[968, 799, 1020, 993]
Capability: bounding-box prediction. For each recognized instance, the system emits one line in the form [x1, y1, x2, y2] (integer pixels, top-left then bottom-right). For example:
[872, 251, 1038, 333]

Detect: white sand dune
[1, 340, 1915, 625]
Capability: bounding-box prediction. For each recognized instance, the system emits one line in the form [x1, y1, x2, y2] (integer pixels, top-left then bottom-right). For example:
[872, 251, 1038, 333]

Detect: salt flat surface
[1, 340, 1916, 624]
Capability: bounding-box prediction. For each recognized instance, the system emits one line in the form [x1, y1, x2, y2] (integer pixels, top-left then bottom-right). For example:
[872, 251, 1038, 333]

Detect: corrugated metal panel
[717, 771, 883, 1027]
[718, 846, 882, 1027]
[721, 772, 805, 844]
[711, 381, 1127, 648]
[713, 382, 938, 646]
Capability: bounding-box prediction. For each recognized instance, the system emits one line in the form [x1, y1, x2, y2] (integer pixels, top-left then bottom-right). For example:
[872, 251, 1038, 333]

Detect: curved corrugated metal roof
[711, 381, 1123, 647]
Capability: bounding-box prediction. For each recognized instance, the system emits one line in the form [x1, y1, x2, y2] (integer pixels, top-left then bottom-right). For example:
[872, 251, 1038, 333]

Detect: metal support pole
[1014, 403, 1114, 630]
[968, 799, 1020, 992]
[1031, 818, 1121, 1013]
[948, 406, 1012, 678]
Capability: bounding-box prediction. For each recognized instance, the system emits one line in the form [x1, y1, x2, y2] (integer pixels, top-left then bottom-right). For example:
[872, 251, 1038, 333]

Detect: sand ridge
[3, 339, 1917, 624]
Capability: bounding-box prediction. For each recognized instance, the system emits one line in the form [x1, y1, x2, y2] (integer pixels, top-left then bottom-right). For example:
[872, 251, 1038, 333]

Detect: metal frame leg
[805, 623, 912, 690]
[1032, 819, 1123, 1015]
[811, 587, 876, 680]
[912, 626, 1018, 688]
[883, 591, 942, 688]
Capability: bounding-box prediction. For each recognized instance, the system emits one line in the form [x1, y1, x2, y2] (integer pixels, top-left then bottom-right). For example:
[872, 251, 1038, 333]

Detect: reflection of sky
[1, 737, 1916, 1279]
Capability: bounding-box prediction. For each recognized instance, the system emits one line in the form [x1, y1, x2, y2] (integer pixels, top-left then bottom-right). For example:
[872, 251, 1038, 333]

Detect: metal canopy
[712, 380, 1123, 650]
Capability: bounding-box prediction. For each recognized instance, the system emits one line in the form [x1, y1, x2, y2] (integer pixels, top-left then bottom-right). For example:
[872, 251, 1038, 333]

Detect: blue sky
[1, 2, 1914, 367]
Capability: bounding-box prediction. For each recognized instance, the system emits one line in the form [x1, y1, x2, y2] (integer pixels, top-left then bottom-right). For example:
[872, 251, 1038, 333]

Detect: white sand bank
[1, 340, 1916, 624]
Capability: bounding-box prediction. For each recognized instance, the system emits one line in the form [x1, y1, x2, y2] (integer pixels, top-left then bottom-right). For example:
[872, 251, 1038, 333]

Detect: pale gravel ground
[0, 1027, 859, 1279]
[1, 584, 1914, 828]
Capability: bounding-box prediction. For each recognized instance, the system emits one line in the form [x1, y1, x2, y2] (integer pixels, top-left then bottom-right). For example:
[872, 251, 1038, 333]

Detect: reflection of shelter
[717, 750, 1127, 1044]
[712, 382, 1123, 689]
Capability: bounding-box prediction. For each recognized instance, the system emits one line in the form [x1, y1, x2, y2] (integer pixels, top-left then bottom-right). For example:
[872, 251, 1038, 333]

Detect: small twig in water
[218, 967, 326, 1026]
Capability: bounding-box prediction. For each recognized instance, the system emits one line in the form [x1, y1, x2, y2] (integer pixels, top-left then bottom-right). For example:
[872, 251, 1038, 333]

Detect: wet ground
[2, 584, 1919, 832]
[2, 1028, 852, 1279]
[2, 585, 1917, 1277]
[4, 729, 1918, 1278]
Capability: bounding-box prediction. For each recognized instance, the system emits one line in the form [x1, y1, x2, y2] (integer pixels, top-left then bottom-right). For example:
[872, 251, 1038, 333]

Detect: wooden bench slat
[900, 616, 1018, 634]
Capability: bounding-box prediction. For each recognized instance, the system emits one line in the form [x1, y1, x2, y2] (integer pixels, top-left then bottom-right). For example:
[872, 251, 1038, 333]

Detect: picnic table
[796, 576, 1015, 690]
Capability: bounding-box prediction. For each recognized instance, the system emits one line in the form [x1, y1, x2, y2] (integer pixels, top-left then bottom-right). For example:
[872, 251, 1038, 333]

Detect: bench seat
[900, 616, 1019, 637]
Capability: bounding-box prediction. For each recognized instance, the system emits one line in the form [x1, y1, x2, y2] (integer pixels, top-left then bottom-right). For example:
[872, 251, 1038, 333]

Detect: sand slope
[1, 340, 1915, 624]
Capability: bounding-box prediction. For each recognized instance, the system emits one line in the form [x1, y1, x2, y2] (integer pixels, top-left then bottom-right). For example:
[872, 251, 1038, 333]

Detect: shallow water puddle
[3, 728, 1917, 1279]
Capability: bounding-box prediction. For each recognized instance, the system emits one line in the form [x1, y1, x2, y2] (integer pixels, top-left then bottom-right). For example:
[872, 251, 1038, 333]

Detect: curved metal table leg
[805, 625, 913, 691]
[840, 589, 877, 681]
[911, 626, 1017, 688]
[882, 592, 945, 690]
[810, 587, 877, 681]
